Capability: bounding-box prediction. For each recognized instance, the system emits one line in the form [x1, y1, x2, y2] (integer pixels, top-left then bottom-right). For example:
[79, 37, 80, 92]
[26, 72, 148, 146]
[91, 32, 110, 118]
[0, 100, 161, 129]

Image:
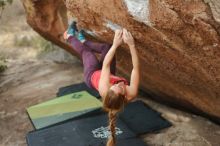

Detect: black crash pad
[56, 82, 100, 98]
[71, 100, 172, 135]
[119, 100, 172, 134]
[26, 114, 136, 146]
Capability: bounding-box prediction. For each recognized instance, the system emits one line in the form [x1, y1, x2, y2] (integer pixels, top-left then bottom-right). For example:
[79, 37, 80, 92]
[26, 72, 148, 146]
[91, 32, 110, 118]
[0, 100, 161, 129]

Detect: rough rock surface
[21, 0, 220, 122]
[21, 0, 80, 58]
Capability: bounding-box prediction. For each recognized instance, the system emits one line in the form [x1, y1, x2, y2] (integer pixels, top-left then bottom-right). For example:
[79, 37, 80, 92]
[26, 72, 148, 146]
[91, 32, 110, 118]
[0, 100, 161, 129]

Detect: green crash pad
[27, 91, 102, 129]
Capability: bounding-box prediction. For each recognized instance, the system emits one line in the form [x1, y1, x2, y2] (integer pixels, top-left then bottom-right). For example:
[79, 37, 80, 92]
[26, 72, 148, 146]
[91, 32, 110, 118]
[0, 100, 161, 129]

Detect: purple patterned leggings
[68, 36, 116, 88]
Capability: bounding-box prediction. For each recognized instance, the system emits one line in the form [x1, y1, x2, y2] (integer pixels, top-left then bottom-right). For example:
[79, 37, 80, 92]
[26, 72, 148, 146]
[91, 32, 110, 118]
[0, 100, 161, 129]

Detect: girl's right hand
[113, 29, 123, 48]
[123, 28, 135, 47]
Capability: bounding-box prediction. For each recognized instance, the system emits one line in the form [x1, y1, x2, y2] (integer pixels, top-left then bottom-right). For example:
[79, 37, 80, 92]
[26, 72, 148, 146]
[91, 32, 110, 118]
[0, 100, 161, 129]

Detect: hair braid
[103, 89, 127, 146]
[107, 111, 117, 146]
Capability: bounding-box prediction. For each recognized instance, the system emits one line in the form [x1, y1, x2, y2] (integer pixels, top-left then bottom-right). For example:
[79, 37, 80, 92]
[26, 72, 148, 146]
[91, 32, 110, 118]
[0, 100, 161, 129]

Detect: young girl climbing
[64, 22, 140, 146]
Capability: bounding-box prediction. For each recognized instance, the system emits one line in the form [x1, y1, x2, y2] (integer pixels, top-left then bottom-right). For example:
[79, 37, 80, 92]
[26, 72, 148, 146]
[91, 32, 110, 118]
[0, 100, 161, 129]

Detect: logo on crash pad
[71, 94, 82, 99]
[92, 126, 123, 138]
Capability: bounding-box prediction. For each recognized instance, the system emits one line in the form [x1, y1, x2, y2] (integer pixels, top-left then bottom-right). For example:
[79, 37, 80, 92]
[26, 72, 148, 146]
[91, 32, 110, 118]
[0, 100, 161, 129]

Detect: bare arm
[126, 45, 140, 101]
[98, 45, 117, 98]
[98, 30, 123, 98]
[123, 29, 140, 101]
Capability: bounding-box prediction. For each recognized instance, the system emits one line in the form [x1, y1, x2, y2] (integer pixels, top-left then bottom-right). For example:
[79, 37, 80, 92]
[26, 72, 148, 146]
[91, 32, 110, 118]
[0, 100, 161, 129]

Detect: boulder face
[21, 0, 80, 58]
[21, 0, 220, 121]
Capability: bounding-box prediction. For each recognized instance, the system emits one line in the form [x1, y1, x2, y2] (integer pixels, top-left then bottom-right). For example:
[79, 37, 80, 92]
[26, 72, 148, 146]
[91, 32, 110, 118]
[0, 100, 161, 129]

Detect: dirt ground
[0, 1, 220, 146]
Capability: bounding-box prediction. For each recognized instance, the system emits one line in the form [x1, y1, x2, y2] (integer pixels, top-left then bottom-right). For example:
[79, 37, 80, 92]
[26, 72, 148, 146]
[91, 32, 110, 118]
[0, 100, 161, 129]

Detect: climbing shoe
[77, 30, 86, 43]
[67, 21, 78, 37]
[63, 21, 78, 40]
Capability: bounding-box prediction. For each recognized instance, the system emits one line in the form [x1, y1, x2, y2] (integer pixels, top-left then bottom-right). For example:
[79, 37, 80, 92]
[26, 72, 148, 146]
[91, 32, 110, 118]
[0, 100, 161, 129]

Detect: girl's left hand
[113, 29, 123, 48]
[123, 28, 135, 47]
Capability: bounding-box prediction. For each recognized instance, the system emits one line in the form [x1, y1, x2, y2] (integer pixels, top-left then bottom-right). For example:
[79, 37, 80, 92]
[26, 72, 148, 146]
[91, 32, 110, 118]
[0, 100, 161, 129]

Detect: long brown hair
[103, 89, 127, 146]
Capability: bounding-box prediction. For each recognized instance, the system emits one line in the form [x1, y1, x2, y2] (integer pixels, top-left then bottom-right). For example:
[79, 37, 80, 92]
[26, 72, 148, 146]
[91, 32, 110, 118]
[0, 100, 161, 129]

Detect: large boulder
[21, 0, 220, 122]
